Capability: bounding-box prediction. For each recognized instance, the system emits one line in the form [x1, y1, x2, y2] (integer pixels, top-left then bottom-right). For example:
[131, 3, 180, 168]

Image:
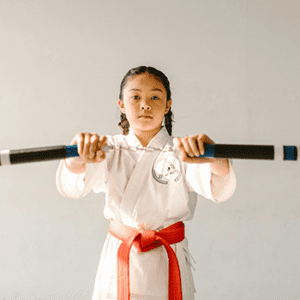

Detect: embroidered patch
[152, 154, 182, 185]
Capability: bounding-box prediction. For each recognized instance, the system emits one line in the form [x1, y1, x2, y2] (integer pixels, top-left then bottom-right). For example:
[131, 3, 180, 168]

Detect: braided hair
[118, 66, 174, 136]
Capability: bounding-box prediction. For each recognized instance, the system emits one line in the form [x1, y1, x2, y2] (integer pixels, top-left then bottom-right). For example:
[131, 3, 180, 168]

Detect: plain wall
[0, 0, 300, 299]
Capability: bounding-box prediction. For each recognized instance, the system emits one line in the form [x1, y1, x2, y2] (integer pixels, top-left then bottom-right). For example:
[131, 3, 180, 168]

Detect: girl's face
[118, 72, 172, 135]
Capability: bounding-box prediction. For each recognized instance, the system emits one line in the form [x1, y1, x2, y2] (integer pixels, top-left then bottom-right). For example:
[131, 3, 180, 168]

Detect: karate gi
[56, 126, 237, 300]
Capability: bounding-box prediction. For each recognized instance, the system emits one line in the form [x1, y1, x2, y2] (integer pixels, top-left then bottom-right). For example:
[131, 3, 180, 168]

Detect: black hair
[118, 66, 174, 136]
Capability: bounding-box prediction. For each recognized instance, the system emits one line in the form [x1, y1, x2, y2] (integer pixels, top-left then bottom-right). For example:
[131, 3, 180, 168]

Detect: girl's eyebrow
[129, 88, 163, 92]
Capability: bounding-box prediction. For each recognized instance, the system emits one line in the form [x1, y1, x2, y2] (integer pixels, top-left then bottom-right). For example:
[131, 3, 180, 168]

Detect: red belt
[109, 219, 185, 300]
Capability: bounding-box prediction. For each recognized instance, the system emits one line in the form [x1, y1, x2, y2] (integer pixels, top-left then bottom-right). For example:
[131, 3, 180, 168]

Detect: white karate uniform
[56, 126, 237, 300]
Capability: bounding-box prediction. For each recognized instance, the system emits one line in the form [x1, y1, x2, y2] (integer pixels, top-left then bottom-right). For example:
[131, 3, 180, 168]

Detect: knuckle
[92, 134, 100, 141]
[77, 133, 84, 141]
[91, 136, 98, 144]
[85, 136, 91, 144]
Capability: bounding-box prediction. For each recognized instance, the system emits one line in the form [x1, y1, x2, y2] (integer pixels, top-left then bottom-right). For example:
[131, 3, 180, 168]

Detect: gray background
[1, 0, 300, 299]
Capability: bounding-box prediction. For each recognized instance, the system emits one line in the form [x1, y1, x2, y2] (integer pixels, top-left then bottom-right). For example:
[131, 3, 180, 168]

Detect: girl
[56, 66, 237, 300]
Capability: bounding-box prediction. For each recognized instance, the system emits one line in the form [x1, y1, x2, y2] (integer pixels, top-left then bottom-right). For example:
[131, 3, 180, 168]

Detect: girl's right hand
[65, 133, 108, 173]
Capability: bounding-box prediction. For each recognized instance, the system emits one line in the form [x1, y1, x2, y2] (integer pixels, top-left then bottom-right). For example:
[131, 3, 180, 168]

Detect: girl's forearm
[64, 159, 86, 174]
[210, 158, 230, 176]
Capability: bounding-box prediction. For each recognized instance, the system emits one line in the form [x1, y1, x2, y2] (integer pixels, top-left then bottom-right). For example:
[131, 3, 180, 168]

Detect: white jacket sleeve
[185, 159, 237, 202]
[56, 159, 108, 199]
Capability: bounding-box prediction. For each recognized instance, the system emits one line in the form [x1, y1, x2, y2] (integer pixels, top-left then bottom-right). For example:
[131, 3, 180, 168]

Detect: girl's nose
[141, 105, 151, 110]
[140, 100, 152, 110]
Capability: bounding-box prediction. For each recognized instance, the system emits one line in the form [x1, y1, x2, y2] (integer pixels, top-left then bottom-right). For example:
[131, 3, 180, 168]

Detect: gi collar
[127, 126, 170, 149]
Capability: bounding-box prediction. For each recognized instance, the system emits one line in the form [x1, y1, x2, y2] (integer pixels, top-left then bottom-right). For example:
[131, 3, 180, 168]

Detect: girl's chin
[133, 123, 160, 131]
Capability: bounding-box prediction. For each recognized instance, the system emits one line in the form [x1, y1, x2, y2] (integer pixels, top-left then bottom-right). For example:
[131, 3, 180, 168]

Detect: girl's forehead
[124, 73, 165, 91]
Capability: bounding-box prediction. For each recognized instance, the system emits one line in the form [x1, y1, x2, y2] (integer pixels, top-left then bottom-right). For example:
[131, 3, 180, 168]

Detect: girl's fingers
[89, 134, 100, 159]
[99, 135, 108, 150]
[93, 136, 107, 163]
[67, 133, 85, 164]
[173, 137, 189, 161]
[83, 133, 92, 157]
[172, 137, 184, 151]
[198, 135, 215, 155]
[95, 148, 105, 162]
[97, 136, 106, 154]
[174, 135, 216, 163]
[67, 132, 107, 164]
[77, 133, 85, 156]
[174, 136, 198, 158]
[181, 137, 195, 158]
[198, 140, 205, 156]
[94, 136, 106, 159]
[189, 138, 200, 157]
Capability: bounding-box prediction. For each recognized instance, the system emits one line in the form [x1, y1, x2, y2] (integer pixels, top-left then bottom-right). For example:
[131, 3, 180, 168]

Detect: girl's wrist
[64, 158, 86, 174]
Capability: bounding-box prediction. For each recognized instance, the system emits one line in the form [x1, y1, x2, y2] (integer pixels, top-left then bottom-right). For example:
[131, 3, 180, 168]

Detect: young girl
[56, 66, 237, 300]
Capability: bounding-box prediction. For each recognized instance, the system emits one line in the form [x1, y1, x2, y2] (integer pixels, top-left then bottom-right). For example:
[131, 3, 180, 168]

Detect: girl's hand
[70, 132, 108, 164]
[172, 134, 215, 164]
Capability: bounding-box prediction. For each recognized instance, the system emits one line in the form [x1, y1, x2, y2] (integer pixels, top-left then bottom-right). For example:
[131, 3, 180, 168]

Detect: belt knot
[139, 229, 157, 249]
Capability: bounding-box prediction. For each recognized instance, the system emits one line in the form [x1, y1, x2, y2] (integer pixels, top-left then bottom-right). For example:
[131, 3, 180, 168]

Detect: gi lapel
[120, 127, 171, 221]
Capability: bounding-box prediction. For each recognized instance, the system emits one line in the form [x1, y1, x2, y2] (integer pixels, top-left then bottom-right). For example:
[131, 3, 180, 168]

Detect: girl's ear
[165, 99, 172, 114]
[118, 99, 125, 113]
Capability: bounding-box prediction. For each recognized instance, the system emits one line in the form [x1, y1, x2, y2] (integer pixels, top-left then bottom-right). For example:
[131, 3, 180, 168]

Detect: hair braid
[118, 112, 130, 135]
[164, 108, 174, 136]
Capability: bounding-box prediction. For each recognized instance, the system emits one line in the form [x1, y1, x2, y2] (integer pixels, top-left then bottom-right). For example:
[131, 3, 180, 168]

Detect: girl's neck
[132, 126, 162, 147]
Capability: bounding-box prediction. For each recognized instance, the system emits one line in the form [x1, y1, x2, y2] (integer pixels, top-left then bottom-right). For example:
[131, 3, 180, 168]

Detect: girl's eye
[131, 95, 159, 100]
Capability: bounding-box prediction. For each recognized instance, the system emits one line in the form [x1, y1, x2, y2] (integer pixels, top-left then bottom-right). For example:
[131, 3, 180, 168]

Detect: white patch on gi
[152, 154, 182, 185]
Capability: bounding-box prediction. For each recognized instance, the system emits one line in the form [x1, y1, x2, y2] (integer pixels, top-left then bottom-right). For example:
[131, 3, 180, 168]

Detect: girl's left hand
[173, 134, 215, 164]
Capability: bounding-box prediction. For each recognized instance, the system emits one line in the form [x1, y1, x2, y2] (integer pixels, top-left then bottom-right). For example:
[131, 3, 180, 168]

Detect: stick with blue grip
[0, 144, 299, 166]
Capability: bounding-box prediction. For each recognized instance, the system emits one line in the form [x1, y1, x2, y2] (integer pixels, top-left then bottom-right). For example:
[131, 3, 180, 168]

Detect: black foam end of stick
[9, 146, 67, 165]
[213, 144, 275, 160]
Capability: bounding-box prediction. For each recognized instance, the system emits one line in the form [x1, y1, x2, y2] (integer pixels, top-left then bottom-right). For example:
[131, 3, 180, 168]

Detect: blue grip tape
[197, 144, 215, 158]
[66, 145, 79, 157]
[284, 146, 296, 161]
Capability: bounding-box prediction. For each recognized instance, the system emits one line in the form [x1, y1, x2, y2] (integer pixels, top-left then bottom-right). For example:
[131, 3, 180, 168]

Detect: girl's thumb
[96, 150, 105, 161]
